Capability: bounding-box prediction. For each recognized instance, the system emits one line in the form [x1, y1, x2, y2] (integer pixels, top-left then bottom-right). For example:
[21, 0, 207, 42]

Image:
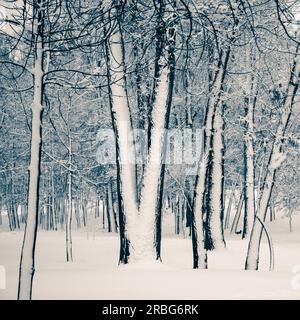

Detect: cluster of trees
[0, 0, 299, 299]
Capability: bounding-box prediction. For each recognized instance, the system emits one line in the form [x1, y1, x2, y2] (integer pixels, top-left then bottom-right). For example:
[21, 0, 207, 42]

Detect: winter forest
[0, 0, 299, 300]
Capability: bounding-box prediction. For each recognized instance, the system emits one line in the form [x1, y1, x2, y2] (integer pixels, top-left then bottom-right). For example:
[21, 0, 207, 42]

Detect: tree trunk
[202, 48, 231, 250]
[18, 3, 44, 299]
[191, 154, 207, 269]
[207, 105, 226, 248]
[242, 48, 257, 239]
[137, 57, 171, 260]
[108, 178, 118, 232]
[66, 141, 73, 262]
[231, 192, 244, 234]
[105, 22, 135, 263]
[155, 16, 176, 259]
[106, 184, 112, 232]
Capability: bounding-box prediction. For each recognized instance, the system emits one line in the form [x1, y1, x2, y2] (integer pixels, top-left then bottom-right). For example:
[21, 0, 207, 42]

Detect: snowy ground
[0, 212, 300, 300]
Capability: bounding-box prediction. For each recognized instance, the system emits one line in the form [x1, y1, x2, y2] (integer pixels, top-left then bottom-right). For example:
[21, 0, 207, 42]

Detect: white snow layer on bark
[109, 28, 171, 261]
[18, 37, 43, 300]
[193, 155, 208, 268]
[137, 65, 170, 261]
[244, 71, 256, 238]
[199, 58, 226, 249]
[210, 108, 225, 248]
[109, 30, 139, 246]
[269, 152, 287, 170]
[244, 130, 255, 237]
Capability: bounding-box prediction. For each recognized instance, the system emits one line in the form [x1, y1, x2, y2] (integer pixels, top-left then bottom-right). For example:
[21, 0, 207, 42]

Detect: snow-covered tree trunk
[137, 7, 178, 261]
[108, 178, 118, 232]
[51, 162, 57, 231]
[245, 48, 300, 270]
[191, 154, 208, 269]
[109, 28, 138, 215]
[106, 2, 176, 262]
[202, 49, 230, 250]
[66, 140, 73, 262]
[18, 2, 44, 300]
[105, 18, 139, 262]
[208, 105, 226, 248]
[243, 130, 255, 238]
[242, 58, 257, 239]
[105, 185, 112, 232]
[231, 192, 244, 234]
[138, 60, 170, 260]
[190, 48, 230, 267]
[155, 14, 176, 260]
[105, 180, 116, 233]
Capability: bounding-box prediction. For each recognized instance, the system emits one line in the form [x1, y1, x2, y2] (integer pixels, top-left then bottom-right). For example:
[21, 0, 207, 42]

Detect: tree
[18, 0, 45, 300]
[245, 42, 300, 270]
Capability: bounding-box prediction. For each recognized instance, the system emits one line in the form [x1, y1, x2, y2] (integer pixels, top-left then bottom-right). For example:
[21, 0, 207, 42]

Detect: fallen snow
[0, 212, 300, 300]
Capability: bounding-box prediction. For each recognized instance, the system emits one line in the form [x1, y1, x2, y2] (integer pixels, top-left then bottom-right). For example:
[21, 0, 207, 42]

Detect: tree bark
[18, 2, 44, 300]
[242, 48, 257, 239]
[202, 48, 230, 250]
